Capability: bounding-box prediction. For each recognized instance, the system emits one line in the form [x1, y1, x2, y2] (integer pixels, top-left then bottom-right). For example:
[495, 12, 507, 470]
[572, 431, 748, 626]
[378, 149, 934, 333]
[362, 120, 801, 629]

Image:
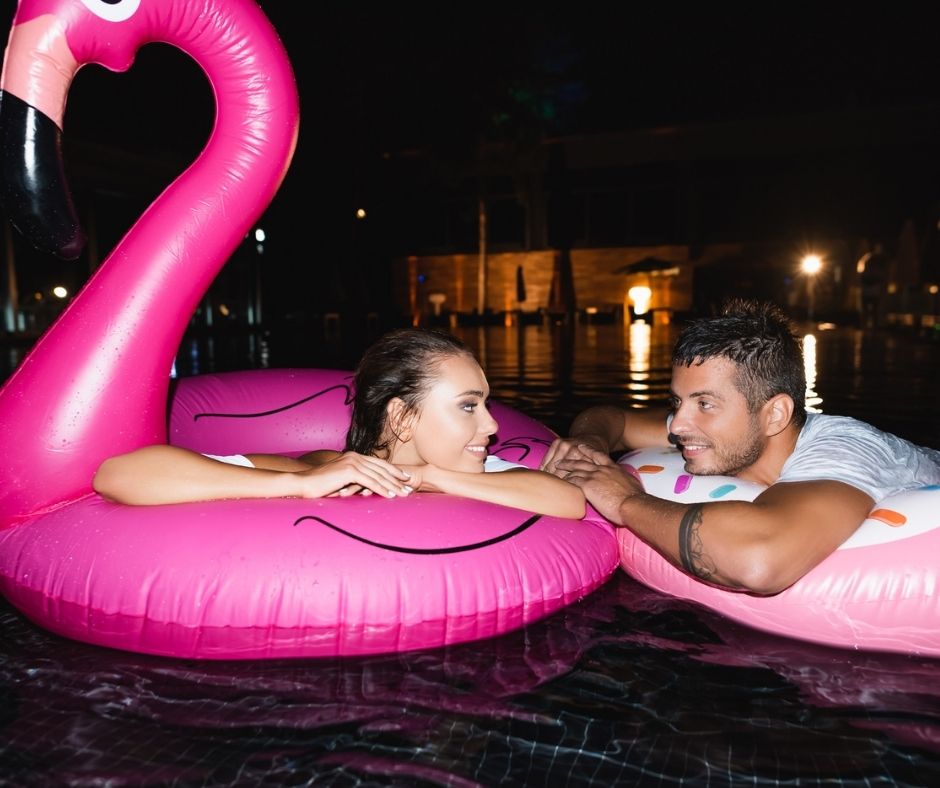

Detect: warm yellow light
[802, 333, 822, 412]
[929, 284, 939, 295]
[52, 286, 68, 299]
[628, 286, 652, 315]
[356, 208, 367, 219]
[801, 254, 822, 275]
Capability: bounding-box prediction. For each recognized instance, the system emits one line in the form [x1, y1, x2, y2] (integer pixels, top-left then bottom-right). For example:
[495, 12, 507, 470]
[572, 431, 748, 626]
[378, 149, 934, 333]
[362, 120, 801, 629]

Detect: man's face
[668, 356, 765, 476]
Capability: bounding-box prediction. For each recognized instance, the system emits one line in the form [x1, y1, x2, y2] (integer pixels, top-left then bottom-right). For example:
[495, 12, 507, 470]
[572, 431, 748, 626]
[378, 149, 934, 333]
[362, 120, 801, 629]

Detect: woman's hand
[295, 452, 414, 499]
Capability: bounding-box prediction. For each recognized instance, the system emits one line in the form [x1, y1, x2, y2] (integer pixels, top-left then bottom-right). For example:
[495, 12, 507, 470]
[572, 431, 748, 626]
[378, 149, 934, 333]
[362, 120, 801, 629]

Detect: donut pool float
[617, 448, 940, 658]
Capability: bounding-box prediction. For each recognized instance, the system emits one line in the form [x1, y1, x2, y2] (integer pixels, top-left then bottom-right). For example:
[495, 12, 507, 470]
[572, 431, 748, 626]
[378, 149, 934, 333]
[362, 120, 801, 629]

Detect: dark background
[2, 3, 939, 323]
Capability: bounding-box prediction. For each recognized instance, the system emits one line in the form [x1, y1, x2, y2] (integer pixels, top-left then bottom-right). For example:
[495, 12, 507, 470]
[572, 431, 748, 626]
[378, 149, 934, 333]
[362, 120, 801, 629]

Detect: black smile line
[193, 383, 353, 421]
[294, 514, 542, 554]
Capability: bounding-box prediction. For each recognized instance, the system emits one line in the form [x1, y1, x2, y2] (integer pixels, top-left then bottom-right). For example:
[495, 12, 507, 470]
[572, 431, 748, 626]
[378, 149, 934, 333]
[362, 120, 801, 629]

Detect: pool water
[1, 322, 939, 786]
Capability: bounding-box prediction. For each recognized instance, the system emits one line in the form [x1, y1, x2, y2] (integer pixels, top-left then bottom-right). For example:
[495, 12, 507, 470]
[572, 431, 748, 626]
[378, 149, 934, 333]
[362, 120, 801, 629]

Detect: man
[540, 299, 940, 595]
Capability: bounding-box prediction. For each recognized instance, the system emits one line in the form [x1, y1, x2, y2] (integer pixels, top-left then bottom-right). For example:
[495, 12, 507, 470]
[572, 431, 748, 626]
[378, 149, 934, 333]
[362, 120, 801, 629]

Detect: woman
[93, 329, 585, 519]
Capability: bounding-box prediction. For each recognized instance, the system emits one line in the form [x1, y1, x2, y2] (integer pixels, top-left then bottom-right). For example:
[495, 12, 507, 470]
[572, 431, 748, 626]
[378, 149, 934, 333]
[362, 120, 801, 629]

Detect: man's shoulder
[798, 412, 876, 441]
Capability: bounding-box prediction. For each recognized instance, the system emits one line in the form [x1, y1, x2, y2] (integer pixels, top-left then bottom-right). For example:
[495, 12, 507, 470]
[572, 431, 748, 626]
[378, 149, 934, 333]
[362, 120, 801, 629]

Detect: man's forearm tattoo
[678, 504, 717, 581]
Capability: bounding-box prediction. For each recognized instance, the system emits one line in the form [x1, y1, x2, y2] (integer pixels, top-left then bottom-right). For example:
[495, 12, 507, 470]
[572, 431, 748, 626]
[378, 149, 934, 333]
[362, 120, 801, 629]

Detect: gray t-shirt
[777, 413, 940, 502]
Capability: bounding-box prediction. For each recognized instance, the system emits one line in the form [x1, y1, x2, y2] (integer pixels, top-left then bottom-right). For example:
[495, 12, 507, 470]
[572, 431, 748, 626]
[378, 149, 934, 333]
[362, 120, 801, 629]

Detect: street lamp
[800, 254, 823, 322]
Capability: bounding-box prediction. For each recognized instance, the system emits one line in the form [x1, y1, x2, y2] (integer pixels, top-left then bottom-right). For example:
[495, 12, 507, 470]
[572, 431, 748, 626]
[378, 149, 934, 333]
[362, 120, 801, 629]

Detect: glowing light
[628, 320, 652, 400]
[801, 254, 822, 275]
[628, 286, 652, 315]
[254, 228, 266, 243]
[356, 208, 367, 219]
[929, 284, 939, 295]
[52, 286, 68, 299]
[802, 333, 823, 412]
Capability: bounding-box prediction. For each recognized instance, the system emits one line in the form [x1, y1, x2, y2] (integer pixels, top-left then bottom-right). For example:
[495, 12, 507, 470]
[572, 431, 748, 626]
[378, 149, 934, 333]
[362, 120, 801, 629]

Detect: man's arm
[558, 448, 874, 594]
[539, 406, 671, 475]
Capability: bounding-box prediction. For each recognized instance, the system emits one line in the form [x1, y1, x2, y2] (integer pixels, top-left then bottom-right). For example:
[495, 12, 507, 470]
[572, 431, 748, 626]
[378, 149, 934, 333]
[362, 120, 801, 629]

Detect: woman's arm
[93, 445, 412, 505]
[404, 464, 586, 519]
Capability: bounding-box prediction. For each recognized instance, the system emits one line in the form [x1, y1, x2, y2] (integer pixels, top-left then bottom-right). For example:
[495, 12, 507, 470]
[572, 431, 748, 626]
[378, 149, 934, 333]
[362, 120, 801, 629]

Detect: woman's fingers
[305, 453, 414, 499]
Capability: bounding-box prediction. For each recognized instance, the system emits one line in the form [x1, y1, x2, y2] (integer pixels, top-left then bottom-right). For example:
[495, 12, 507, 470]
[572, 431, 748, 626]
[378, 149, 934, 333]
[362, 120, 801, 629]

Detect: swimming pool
[1, 322, 938, 785]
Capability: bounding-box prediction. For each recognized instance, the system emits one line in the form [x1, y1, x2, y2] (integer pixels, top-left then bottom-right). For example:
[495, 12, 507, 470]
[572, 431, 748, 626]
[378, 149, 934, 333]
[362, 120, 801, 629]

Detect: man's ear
[763, 393, 794, 436]
[385, 397, 413, 442]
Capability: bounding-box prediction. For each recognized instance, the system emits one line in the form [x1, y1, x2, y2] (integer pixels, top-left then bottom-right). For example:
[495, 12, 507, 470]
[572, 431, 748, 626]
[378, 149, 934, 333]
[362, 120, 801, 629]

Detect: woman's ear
[762, 393, 794, 436]
[385, 397, 413, 442]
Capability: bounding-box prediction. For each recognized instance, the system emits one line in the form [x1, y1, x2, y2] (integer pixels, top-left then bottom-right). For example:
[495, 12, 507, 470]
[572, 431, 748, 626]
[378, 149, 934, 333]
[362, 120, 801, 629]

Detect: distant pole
[477, 195, 487, 315]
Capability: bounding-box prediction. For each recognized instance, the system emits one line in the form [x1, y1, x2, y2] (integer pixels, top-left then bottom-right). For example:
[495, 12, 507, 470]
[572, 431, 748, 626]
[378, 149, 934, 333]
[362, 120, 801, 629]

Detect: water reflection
[2, 323, 938, 445]
[802, 332, 823, 412]
[1, 574, 937, 785]
[627, 319, 652, 400]
[1, 322, 939, 783]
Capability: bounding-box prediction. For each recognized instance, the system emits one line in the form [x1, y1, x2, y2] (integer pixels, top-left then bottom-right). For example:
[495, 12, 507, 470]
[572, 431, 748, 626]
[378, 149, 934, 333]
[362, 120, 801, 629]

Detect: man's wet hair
[672, 299, 806, 426]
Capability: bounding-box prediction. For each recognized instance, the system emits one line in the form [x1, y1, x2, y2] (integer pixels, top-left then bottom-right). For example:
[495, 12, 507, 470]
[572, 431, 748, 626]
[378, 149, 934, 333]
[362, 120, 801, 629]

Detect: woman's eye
[461, 401, 478, 413]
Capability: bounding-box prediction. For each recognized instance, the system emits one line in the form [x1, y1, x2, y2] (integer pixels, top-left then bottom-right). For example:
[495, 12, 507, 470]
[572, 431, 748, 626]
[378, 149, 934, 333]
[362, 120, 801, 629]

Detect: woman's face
[393, 354, 499, 472]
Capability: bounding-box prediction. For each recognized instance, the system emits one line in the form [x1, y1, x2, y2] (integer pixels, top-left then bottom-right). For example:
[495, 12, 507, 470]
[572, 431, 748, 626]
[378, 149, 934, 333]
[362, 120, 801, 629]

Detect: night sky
[22, 5, 937, 185]
[2, 3, 939, 308]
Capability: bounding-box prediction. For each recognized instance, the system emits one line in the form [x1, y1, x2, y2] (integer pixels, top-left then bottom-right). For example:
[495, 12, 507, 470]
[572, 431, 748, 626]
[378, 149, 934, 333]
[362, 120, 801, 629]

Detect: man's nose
[670, 402, 693, 433]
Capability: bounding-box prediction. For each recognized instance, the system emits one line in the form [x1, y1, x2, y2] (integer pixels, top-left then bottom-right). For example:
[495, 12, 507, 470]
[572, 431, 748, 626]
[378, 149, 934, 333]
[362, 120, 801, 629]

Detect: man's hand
[555, 445, 643, 525]
[539, 436, 610, 476]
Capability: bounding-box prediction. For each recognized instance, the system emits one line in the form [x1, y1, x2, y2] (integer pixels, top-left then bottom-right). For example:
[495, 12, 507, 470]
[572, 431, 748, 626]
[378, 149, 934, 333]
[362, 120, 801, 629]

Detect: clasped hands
[539, 439, 643, 526]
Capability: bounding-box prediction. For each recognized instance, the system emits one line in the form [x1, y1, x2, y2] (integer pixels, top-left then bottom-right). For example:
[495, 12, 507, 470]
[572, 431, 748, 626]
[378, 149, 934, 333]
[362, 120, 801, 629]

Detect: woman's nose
[480, 406, 498, 435]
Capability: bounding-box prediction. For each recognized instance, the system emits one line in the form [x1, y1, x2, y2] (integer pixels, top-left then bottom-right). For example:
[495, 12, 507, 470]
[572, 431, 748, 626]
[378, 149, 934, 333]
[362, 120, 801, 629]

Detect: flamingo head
[0, 0, 276, 259]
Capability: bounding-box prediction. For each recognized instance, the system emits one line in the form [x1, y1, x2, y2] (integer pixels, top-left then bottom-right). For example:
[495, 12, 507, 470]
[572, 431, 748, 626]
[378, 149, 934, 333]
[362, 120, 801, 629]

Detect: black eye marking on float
[295, 514, 542, 554]
[191, 383, 353, 422]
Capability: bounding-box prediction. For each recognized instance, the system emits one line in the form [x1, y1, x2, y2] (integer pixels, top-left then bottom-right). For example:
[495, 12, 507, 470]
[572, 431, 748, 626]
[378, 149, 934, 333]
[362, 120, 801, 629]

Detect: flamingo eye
[80, 0, 141, 22]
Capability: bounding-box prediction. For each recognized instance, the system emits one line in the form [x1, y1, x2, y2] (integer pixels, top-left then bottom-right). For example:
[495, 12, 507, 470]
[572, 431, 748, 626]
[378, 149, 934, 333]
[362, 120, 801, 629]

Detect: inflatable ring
[617, 447, 940, 657]
[0, 368, 617, 659]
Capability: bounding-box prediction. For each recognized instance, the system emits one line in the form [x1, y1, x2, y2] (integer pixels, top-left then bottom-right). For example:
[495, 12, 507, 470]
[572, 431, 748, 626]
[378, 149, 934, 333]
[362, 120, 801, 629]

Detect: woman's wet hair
[345, 328, 476, 456]
[673, 298, 807, 425]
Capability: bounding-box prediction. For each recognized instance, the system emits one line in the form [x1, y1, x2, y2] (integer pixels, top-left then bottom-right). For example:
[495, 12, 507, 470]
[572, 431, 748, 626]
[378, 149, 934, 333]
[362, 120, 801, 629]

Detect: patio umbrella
[613, 256, 680, 276]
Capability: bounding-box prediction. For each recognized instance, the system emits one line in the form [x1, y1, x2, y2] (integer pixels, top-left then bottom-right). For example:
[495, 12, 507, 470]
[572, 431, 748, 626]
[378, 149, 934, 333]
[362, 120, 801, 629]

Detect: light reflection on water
[2, 322, 940, 785]
[803, 333, 824, 412]
[4, 321, 937, 443]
